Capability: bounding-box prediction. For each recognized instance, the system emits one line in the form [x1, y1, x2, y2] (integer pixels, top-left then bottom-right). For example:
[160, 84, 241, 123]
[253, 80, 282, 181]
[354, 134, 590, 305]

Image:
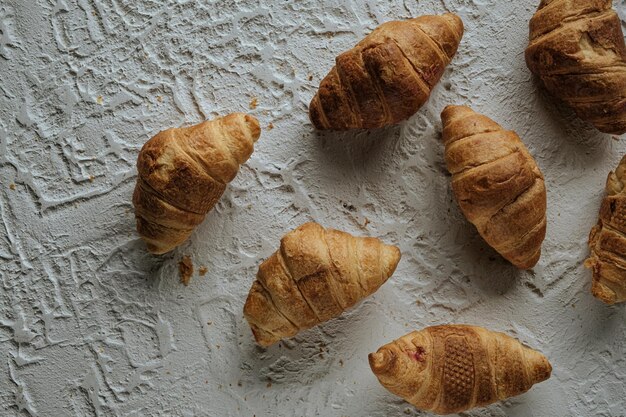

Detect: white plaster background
[1, 0, 625, 416]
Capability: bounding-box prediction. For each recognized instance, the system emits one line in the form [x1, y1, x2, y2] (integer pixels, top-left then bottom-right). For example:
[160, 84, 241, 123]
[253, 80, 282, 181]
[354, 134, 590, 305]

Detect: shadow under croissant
[530, 76, 615, 158]
[240, 297, 387, 385]
[311, 123, 404, 172]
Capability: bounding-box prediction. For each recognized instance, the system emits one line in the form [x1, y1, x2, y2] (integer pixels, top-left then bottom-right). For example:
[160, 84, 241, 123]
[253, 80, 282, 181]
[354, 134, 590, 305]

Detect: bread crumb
[9, 184, 16, 190]
[207, 321, 212, 326]
[157, 95, 163, 103]
[89, 175, 95, 183]
[96, 96, 103, 105]
[364, 217, 370, 227]
[199, 266, 208, 276]
[249, 97, 258, 110]
[179, 255, 194, 286]
[308, 74, 313, 81]
[267, 123, 274, 131]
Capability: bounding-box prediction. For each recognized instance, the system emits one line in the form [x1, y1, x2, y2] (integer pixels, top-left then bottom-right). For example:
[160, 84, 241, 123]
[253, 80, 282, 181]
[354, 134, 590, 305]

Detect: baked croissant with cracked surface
[243, 222, 401, 347]
[586, 155, 626, 304]
[309, 13, 464, 130]
[369, 325, 552, 415]
[441, 105, 547, 269]
[525, 0, 626, 135]
[133, 113, 261, 254]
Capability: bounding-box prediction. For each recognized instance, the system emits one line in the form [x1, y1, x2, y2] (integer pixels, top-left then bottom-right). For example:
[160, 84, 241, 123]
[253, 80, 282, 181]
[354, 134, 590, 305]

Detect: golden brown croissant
[243, 222, 401, 347]
[441, 105, 547, 269]
[525, 0, 626, 135]
[585, 155, 626, 304]
[309, 13, 464, 130]
[132, 113, 261, 254]
[369, 325, 552, 415]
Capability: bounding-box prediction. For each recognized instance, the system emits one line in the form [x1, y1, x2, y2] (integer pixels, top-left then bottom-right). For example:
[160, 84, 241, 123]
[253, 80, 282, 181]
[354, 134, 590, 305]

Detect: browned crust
[525, 0, 626, 135]
[309, 13, 464, 130]
[369, 325, 552, 415]
[441, 105, 547, 269]
[243, 222, 401, 346]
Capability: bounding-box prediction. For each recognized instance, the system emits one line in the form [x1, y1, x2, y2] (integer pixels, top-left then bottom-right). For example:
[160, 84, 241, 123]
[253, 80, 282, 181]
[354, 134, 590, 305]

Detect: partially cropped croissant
[243, 222, 401, 346]
[133, 113, 261, 254]
[586, 155, 626, 304]
[309, 13, 464, 130]
[441, 105, 547, 269]
[369, 325, 552, 415]
[525, 0, 626, 135]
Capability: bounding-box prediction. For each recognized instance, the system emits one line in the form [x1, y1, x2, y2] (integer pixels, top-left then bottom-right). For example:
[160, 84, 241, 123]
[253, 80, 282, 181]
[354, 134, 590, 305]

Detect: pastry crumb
[89, 175, 95, 182]
[364, 217, 370, 227]
[157, 95, 163, 103]
[179, 255, 194, 286]
[308, 74, 313, 81]
[9, 183, 16, 190]
[267, 123, 274, 131]
[249, 97, 258, 110]
[198, 266, 208, 276]
[266, 381, 272, 388]
[96, 96, 103, 105]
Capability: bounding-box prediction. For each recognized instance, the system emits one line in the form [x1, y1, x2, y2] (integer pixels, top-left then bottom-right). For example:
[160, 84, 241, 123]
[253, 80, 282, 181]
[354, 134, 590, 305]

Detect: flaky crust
[585, 155, 626, 304]
[369, 325, 552, 415]
[525, 0, 626, 135]
[309, 13, 464, 130]
[132, 113, 261, 254]
[243, 222, 401, 346]
[441, 105, 547, 269]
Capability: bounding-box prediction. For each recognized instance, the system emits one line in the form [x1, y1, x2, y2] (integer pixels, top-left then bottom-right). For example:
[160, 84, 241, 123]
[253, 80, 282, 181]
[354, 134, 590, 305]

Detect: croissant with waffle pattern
[585, 155, 626, 304]
[441, 105, 547, 269]
[243, 222, 401, 347]
[369, 325, 552, 415]
[309, 13, 464, 130]
[525, 0, 626, 135]
[133, 113, 261, 254]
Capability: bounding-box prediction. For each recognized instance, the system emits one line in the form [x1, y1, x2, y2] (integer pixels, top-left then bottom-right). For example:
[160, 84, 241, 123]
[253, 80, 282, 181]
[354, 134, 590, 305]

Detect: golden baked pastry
[133, 113, 261, 254]
[526, 0, 626, 135]
[369, 325, 552, 415]
[310, 13, 464, 130]
[586, 155, 626, 304]
[441, 105, 547, 269]
[243, 222, 401, 346]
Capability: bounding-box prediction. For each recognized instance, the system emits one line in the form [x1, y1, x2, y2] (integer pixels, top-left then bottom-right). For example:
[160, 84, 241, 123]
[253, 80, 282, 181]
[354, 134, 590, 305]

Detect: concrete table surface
[1, 1, 625, 416]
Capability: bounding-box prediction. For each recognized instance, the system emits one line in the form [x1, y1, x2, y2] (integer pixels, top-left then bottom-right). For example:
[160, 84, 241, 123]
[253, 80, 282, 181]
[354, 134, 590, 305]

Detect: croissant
[243, 222, 401, 347]
[309, 13, 464, 130]
[441, 105, 547, 269]
[369, 325, 552, 415]
[585, 155, 626, 304]
[132, 113, 261, 254]
[525, 0, 626, 135]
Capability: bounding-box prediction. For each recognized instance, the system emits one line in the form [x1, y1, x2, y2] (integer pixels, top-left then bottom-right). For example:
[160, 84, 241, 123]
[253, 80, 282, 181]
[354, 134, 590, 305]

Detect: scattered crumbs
[179, 255, 194, 286]
[199, 266, 208, 276]
[89, 175, 95, 183]
[249, 97, 258, 110]
[267, 122, 274, 131]
[266, 381, 272, 388]
[339, 359, 344, 367]
[157, 95, 163, 103]
[96, 96, 103, 105]
[9, 183, 16, 190]
[341, 201, 357, 212]
[308, 74, 313, 81]
[364, 217, 370, 227]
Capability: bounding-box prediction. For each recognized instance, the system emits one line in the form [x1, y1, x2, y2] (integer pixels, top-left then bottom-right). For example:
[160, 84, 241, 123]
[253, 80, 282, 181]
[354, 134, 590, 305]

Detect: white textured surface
[1, 0, 626, 416]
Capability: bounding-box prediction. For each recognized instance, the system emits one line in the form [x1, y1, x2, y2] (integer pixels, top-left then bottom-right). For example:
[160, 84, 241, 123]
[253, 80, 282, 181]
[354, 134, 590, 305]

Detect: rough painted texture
[0, 1, 625, 416]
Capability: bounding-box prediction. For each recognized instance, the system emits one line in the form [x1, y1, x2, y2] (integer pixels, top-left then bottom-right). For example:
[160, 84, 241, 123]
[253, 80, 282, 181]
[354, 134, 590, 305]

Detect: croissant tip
[369, 349, 394, 375]
[442, 12, 464, 34]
